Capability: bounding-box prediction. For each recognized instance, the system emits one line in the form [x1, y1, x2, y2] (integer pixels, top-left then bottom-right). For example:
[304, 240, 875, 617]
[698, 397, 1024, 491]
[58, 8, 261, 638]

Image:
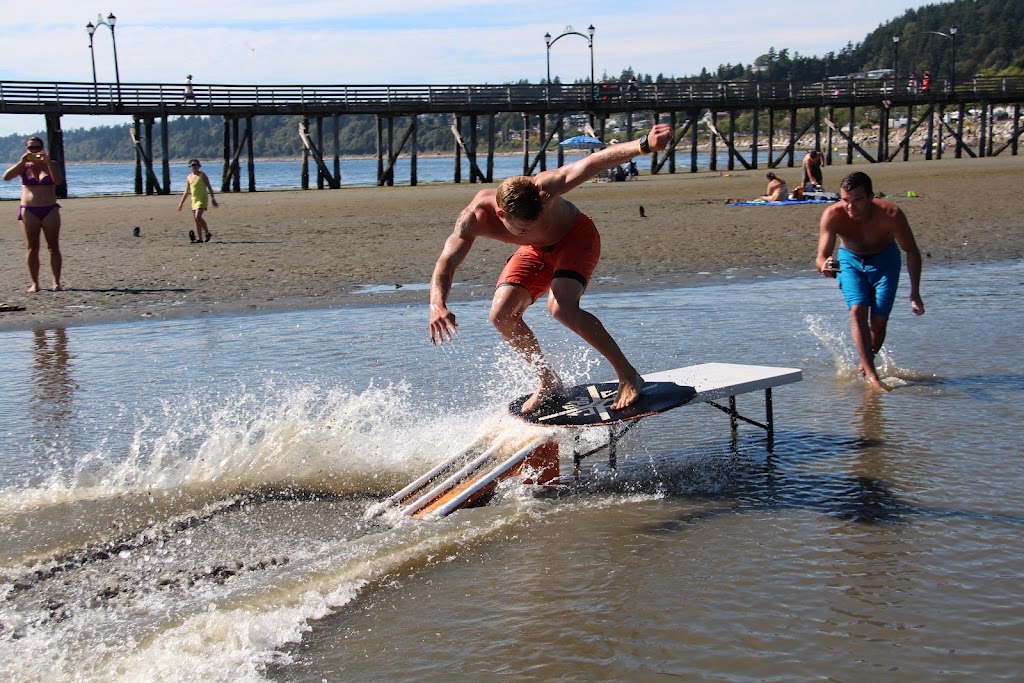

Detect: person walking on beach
[3, 136, 64, 292]
[177, 159, 218, 243]
[816, 171, 924, 392]
[429, 124, 674, 413]
[802, 150, 824, 189]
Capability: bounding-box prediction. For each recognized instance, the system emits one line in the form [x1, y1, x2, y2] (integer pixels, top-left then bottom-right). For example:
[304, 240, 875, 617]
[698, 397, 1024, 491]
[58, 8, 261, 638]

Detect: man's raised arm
[537, 123, 673, 195]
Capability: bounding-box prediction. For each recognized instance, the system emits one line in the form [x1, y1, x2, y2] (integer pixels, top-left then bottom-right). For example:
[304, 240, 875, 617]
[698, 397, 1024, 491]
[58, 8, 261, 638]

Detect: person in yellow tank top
[176, 159, 218, 243]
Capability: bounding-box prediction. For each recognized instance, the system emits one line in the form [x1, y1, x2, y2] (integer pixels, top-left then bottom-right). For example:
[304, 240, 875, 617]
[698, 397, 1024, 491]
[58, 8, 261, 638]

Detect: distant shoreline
[41, 117, 1023, 167]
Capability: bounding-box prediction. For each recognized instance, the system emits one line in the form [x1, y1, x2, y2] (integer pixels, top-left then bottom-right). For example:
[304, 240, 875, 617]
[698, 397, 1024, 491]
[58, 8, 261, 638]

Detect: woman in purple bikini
[3, 136, 63, 292]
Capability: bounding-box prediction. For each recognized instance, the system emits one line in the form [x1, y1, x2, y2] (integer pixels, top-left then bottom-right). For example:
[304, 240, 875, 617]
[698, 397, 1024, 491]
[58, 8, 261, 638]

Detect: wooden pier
[2, 76, 1022, 197]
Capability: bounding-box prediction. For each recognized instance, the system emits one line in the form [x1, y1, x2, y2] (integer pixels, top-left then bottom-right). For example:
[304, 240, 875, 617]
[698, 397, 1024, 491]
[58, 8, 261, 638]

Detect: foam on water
[0, 505, 537, 683]
[803, 311, 936, 390]
[0, 335, 703, 683]
[0, 376, 568, 682]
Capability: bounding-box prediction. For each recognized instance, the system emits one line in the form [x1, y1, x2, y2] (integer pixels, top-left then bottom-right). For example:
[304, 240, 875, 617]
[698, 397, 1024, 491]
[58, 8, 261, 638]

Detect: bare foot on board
[521, 375, 564, 414]
[611, 372, 645, 410]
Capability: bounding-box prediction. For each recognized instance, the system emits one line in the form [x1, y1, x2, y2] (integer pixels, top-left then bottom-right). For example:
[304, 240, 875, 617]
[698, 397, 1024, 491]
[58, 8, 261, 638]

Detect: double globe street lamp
[544, 24, 595, 90]
[86, 13, 121, 103]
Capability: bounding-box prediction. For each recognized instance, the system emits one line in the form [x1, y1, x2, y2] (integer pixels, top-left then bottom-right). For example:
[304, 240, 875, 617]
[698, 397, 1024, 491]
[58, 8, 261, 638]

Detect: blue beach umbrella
[559, 134, 605, 150]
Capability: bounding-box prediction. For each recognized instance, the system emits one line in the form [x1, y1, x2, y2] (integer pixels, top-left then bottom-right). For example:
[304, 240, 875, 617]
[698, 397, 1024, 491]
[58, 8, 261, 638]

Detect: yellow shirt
[188, 173, 210, 210]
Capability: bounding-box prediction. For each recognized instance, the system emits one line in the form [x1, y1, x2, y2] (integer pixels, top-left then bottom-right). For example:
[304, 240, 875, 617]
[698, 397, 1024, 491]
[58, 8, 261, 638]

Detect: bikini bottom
[18, 204, 60, 221]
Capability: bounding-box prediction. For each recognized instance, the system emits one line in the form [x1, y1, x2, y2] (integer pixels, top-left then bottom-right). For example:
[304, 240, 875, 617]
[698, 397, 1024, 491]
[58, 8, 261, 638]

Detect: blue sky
[0, 0, 933, 137]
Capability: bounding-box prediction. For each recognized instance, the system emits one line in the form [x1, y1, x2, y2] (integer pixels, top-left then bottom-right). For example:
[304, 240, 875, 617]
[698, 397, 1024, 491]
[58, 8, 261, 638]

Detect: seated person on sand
[759, 172, 789, 201]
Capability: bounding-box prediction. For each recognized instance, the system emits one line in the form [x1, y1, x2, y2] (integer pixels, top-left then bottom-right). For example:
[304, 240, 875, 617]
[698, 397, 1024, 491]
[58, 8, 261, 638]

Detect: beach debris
[639, 205, 646, 218]
[133, 226, 140, 237]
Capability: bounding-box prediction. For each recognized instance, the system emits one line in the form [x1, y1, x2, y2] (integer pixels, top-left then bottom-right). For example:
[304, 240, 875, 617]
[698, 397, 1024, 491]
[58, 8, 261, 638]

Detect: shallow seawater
[1, 262, 1022, 682]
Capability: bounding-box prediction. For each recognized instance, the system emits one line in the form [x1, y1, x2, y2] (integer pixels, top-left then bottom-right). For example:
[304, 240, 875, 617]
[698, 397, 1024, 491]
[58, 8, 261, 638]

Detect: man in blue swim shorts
[816, 171, 925, 392]
[430, 124, 674, 413]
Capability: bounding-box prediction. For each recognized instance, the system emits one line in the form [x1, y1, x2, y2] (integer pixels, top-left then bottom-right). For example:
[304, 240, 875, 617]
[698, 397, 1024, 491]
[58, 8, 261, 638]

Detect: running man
[430, 124, 673, 412]
[816, 171, 924, 391]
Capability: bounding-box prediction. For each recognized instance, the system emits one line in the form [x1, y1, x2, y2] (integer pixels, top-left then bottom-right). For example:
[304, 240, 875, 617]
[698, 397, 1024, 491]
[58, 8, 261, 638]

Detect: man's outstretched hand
[647, 123, 673, 152]
[430, 304, 458, 345]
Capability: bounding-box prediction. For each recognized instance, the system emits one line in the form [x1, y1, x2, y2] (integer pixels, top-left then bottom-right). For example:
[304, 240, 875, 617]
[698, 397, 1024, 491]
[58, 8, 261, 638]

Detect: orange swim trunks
[497, 212, 601, 302]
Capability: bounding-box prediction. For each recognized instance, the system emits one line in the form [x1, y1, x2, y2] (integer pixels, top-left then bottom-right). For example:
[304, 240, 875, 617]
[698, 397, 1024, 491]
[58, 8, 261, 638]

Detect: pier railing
[3, 77, 1024, 117]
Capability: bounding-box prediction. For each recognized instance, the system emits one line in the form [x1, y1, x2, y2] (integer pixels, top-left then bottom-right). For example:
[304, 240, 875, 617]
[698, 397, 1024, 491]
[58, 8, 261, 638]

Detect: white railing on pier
[2, 77, 1022, 115]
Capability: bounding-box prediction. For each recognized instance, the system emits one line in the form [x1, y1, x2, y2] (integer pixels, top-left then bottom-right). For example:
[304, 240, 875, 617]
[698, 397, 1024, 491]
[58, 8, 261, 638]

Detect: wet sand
[1, 154, 1021, 331]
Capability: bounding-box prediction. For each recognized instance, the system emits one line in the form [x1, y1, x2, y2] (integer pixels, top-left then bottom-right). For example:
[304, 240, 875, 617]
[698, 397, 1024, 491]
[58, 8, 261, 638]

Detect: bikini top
[22, 169, 55, 186]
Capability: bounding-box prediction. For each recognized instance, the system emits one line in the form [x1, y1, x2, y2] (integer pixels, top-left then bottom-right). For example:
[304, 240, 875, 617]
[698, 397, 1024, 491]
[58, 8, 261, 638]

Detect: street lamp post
[544, 24, 595, 91]
[950, 26, 958, 93]
[86, 13, 121, 103]
[86, 23, 98, 102]
[893, 29, 959, 95]
[892, 35, 900, 94]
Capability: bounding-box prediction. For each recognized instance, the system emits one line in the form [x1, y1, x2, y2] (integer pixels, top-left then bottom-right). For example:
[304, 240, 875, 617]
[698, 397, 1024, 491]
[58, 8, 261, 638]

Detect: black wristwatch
[638, 134, 651, 154]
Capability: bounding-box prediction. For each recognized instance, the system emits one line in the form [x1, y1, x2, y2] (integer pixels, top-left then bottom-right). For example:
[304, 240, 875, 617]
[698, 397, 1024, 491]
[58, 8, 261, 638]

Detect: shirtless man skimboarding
[429, 124, 673, 412]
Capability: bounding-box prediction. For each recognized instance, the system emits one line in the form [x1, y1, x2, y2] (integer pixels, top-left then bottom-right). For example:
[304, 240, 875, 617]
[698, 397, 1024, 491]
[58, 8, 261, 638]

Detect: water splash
[804, 313, 931, 389]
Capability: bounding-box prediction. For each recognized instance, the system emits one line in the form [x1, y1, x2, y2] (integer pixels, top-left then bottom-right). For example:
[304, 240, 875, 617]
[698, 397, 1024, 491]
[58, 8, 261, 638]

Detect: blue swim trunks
[836, 241, 901, 317]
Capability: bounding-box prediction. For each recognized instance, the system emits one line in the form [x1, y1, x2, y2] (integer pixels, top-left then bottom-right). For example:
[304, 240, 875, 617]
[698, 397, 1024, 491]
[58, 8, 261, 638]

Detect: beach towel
[727, 198, 836, 206]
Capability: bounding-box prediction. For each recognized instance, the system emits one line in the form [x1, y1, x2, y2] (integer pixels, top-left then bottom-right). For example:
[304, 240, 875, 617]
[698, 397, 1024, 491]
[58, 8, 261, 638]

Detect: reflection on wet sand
[30, 328, 76, 427]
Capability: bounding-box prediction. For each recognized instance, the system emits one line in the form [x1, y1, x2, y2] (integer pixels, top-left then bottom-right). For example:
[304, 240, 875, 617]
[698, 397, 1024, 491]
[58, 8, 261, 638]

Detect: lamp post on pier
[544, 24, 595, 91]
[86, 13, 121, 103]
[892, 28, 959, 95]
[892, 35, 900, 94]
[949, 26, 958, 93]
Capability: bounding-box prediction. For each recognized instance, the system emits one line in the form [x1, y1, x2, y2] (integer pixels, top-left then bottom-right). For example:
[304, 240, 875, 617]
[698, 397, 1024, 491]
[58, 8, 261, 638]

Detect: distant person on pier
[907, 72, 918, 94]
[802, 150, 824, 189]
[2, 136, 64, 292]
[429, 124, 674, 413]
[177, 159, 218, 243]
[816, 171, 924, 392]
[921, 71, 931, 93]
[183, 75, 196, 103]
[759, 172, 789, 201]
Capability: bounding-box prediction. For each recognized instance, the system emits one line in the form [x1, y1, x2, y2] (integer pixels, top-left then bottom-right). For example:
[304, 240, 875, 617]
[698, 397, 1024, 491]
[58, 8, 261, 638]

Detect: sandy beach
[1, 154, 1021, 331]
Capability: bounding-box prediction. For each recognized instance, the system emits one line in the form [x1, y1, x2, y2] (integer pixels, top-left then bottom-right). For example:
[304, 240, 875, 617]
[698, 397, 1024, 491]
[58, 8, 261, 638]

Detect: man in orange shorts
[429, 123, 673, 413]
